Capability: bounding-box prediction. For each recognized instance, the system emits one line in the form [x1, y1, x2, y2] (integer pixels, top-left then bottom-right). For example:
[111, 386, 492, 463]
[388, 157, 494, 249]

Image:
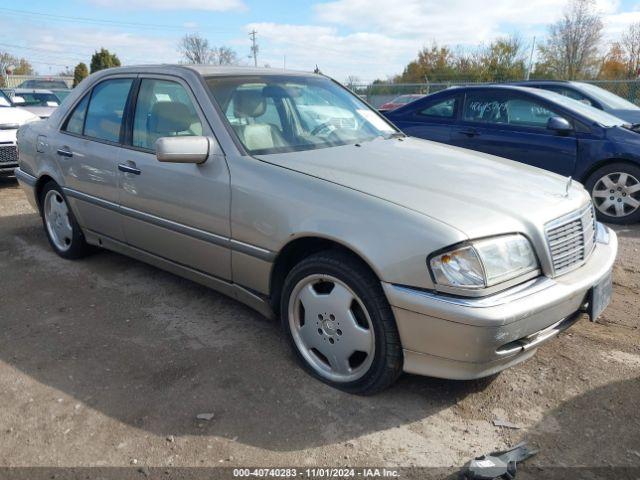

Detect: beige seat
[145, 101, 199, 148]
[232, 89, 287, 151]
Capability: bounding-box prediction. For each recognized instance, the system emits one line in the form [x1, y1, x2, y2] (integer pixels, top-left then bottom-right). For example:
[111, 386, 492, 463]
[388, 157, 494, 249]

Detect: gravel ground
[0, 177, 638, 479]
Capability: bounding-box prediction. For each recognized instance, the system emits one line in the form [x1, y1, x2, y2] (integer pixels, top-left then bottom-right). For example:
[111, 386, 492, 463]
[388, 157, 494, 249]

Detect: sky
[1, 0, 640, 83]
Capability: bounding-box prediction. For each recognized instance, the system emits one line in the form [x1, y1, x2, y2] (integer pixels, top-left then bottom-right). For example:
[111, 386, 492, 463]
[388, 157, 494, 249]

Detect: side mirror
[12, 96, 25, 105]
[155, 136, 210, 164]
[547, 116, 572, 134]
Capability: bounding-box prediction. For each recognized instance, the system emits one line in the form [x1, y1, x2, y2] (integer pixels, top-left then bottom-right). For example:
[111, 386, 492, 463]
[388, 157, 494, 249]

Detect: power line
[0, 7, 237, 33]
[249, 30, 258, 67]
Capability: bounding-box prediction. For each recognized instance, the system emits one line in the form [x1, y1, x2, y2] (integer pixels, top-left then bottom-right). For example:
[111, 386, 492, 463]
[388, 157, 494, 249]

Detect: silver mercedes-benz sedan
[15, 65, 617, 394]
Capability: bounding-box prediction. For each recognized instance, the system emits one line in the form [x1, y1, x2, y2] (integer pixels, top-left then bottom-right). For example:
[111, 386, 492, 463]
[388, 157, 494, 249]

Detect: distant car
[17, 79, 70, 90]
[9, 89, 60, 119]
[385, 85, 640, 223]
[511, 81, 640, 124]
[379, 94, 425, 112]
[0, 90, 39, 176]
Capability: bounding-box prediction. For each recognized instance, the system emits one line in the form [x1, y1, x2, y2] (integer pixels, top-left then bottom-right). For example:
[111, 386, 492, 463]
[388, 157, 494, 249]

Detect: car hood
[256, 137, 590, 239]
[0, 106, 39, 124]
[606, 109, 640, 124]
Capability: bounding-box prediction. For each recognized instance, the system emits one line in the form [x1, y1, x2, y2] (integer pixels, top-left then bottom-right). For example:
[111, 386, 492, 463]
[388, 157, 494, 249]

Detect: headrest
[233, 89, 266, 118]
[149, 102, 194, 135]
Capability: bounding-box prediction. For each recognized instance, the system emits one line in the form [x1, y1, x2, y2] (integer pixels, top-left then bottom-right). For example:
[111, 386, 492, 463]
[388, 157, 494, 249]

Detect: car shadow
[515, 376, 640, 478]
[0, 176, 18, 187]
[0, 212, 495, 452]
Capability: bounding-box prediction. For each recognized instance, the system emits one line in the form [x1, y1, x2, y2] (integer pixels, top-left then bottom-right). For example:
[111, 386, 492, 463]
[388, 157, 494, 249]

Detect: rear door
[117, 75, 232, 280]
[55, 76, 135, 241]
[388, 93, 459, 144]
[450, 89, 578, 176]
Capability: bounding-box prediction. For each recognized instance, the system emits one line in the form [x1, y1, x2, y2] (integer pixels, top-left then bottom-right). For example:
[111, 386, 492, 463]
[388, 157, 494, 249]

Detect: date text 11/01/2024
[232, 468, 400, 477]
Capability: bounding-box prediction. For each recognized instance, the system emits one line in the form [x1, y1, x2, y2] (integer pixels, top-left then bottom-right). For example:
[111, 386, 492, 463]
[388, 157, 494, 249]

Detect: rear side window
[83, 79, 133, 143]
[419, 97, 456, 118]
[64, 94, 90, 134]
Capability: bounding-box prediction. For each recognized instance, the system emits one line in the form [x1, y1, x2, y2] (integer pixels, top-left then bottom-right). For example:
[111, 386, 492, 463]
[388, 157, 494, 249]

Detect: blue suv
[385, 85, 640, 224]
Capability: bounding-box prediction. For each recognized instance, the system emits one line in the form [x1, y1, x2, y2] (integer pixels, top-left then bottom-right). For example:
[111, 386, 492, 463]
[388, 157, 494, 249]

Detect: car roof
[442, 84, 558, 95]
[97, 64, 320, 78]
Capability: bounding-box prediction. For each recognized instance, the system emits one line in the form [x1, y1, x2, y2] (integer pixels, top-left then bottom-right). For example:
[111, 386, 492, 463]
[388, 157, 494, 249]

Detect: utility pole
[525, 36, 536, 81]
[249, 30, 258, 67]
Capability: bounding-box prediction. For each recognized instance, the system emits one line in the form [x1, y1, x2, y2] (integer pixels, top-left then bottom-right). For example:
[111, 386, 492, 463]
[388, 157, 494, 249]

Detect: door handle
[118, 162, 141, 175]
[56, 147, 73, 158]
[457, 128, 479, 137]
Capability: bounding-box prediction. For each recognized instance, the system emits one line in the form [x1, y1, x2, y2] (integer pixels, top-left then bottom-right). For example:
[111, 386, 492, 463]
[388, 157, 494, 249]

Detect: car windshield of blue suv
[206, 75, 399, 155]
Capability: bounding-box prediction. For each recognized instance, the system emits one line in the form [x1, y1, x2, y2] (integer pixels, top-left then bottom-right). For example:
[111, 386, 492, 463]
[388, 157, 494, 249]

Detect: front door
[56, 76, 134, 241]
[451, 89, 578, 177]
[117, 76, 232, 280]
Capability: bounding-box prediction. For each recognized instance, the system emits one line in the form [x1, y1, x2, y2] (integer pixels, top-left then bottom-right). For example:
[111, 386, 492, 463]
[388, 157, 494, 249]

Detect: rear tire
[40, 181, 94, 259]
[585, 162, 640, 224]
[280, 250, 403, 395]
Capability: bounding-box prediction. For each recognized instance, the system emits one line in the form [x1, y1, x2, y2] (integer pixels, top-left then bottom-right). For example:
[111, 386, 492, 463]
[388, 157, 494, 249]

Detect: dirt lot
[0, 177, 638, 478]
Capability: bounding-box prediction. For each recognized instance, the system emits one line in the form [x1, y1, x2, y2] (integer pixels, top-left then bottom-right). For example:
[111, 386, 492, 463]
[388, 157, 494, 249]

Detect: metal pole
[526, 36, 536, 81]
[249, 30, 258, 67]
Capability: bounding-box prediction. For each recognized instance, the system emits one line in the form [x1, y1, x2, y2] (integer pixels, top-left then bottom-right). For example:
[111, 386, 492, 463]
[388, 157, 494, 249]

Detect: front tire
[280, 251, 403, 395]
[586, 162, 640, 224]
[40, 181, 93, 259]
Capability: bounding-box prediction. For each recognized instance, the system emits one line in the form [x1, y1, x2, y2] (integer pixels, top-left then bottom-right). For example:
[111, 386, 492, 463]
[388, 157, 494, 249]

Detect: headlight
[429, 234, 538, 293]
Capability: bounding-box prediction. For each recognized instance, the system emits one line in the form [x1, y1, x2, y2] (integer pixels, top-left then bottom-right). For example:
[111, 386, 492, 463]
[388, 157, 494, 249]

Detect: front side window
[132, 79, 203, 150]
[463, 91, 559, 128]
[206, 75, 397, 155]
[83, 79, 133, 143]
[419, 97, 456, 118]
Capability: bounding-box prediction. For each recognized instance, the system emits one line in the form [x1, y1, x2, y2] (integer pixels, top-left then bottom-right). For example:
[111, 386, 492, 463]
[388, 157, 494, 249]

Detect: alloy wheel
[592, 171, 640, 218]
[288, 274, 375, 383]
[44, 190, 73, 252]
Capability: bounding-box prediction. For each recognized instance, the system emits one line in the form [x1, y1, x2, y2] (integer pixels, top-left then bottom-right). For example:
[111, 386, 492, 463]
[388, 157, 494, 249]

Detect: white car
[0, 91, 39, 176]
[10, 88, 60, 119]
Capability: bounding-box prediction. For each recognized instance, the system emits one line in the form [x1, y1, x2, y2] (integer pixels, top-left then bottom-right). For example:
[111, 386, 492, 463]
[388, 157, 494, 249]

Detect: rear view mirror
[155, 136, 210, 164]
[547, 116, 572, 134]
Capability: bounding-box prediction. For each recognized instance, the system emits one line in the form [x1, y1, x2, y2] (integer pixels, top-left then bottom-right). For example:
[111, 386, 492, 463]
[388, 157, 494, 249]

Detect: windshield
[573, 82, 640, 111]
[17, 92, 59, 107]
[531, 88, 627, 127]
[206, 75, 398, 155]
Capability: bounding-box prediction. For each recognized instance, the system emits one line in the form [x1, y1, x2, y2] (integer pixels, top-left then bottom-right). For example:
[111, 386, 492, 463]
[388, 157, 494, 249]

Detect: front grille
[0, 145, 18, 164]
[545, 204, 596, 276]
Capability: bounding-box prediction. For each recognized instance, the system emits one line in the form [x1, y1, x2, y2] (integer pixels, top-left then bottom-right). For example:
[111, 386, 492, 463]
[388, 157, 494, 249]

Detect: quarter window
[63, 94, 90, 135]
[463, 91, 560, 128]
[132, 79, 203, 150]
[83, 79, 133, 143]
[419, 98, 456, 118]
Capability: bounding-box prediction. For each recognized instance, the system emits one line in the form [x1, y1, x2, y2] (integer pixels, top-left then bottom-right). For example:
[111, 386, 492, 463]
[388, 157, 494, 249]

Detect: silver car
[15, 66, 617, 394]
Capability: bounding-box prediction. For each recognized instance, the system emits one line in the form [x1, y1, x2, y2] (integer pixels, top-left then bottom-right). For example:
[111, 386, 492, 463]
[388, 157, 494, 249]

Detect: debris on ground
[492, 419, 520, 430]
[196, 413, 214, 421]
[460, 442, 538, 479]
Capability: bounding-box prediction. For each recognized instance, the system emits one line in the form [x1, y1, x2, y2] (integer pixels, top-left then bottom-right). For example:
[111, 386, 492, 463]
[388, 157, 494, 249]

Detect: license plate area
[589, 270, 613, 321]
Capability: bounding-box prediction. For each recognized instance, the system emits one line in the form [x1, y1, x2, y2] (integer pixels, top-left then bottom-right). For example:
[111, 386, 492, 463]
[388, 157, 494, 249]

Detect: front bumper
[383, 226, 618, 380]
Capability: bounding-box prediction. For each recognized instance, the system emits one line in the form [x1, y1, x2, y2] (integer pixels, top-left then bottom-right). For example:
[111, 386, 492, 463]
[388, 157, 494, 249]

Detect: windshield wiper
[385, 132, 405, 139]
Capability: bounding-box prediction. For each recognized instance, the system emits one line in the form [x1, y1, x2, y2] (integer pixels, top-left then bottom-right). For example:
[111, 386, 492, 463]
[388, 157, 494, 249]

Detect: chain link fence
[352, 80, 640, 108]
[1, 75, 73, 89]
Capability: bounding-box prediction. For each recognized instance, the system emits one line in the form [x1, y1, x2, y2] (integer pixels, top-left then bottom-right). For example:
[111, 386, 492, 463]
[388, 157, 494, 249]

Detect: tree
[213, 46, 238, 66]
[73, 62, 89, 87]
[621, 22, 640, 78]
[537, 0, 603, 79]
[90, 48, 121, 73]
[179, 33, 214, 64]
[13, 58, 34, 75]
[598, 43, 627, 79]
[479, 36, 527, 81]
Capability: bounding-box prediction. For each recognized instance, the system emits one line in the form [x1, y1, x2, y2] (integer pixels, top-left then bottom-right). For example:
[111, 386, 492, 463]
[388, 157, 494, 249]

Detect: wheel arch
[269, 235, 382, 315]
[34, 174, 57, 213]
[579, 157, 640, 184]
